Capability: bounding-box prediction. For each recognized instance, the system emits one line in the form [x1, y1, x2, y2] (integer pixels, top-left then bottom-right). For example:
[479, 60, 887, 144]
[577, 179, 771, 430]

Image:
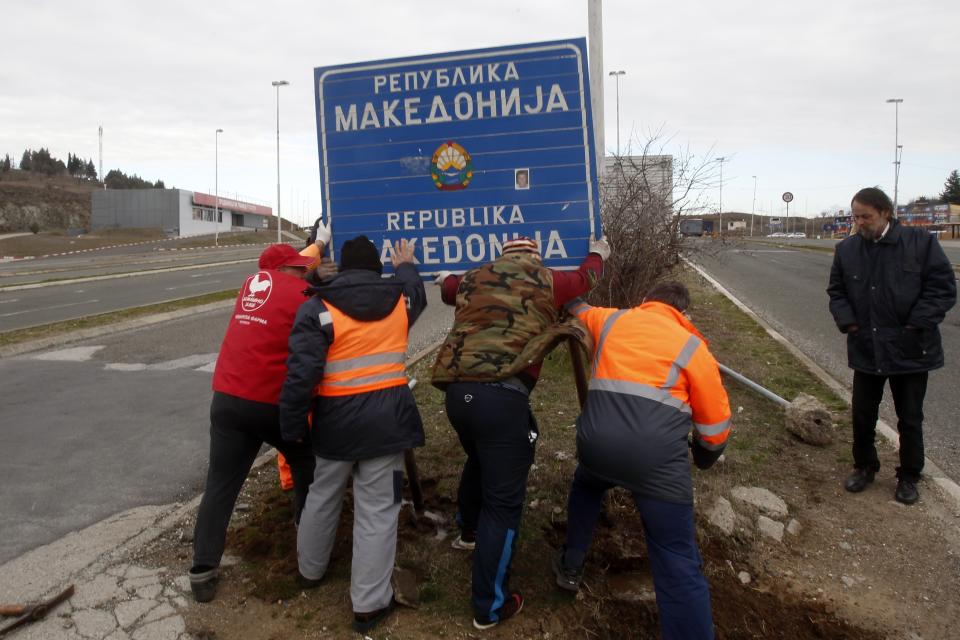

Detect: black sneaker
[895, 478, 919, 505]
[473, 591, 523, 630]
[296, 570, 323, 590]
[352, 598, 397, 633]
[552, 550, 584, 592]
[188, 566, 219, 603]
[843, 468, 875, 493]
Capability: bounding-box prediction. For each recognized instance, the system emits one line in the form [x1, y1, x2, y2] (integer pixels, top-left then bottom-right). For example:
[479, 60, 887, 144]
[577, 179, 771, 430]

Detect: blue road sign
[314, 38, 601, 274]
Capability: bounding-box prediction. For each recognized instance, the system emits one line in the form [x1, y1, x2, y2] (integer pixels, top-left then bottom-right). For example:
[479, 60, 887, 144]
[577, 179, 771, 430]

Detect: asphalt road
[0, 244, 266, 287]
[743, 236, 960, 265]
[0, 261, 259, 331]
[689, 242, 960, 481]
[0, 285, 452, 564]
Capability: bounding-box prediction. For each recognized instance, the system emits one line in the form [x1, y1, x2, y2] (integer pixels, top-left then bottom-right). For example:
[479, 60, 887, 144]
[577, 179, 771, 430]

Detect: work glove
[434, 270, 453, 286]
[589, 236, 611, 260]
[313, 220, 332, 247]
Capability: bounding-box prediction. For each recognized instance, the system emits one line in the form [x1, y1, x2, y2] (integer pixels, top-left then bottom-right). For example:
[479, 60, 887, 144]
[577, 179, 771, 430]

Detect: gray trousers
[297, 452, 404, 613]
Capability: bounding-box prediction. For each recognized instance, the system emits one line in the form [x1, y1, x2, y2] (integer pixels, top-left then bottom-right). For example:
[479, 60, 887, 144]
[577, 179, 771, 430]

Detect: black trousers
[851, 370, 928, 481]
[445, 382, 537, 624]
[192, 391, 315, 568]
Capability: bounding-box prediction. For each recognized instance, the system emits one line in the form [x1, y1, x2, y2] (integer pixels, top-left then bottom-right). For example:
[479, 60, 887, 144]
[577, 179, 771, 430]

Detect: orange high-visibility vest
[568, 299, 731, 452]
[314, 298, 409, 397]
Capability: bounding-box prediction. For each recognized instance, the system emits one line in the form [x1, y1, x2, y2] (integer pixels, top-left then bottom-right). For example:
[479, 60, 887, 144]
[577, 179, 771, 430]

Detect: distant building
[602, 155, 673, 205]
[91, 189, 273, 236]
[896, 201, 952, 227]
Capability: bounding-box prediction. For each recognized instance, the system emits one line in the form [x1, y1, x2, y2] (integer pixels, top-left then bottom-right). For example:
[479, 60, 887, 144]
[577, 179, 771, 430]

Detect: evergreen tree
[20, 149, 32, 171]
[85, 159, 97, 180]
[1, 154, 11, 172]
[941, 170, 960, 205]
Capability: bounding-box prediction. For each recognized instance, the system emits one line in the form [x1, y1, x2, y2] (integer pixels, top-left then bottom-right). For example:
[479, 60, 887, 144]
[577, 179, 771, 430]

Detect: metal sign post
[314, 39, 602, 274]
[782, 191, 794, 233]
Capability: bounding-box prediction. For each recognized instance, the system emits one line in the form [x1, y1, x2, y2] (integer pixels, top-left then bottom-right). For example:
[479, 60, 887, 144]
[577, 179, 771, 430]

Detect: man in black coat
[827, 187, 956, 504]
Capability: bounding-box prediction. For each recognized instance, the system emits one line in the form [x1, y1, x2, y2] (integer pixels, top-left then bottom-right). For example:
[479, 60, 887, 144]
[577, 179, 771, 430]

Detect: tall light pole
[608, 70, 626, 156]
[716, 157, 727, 239]
[751, 175, 757, 237]
[215, 128, 223, 246]
[98, 125, 104, 189]
[272, 80, 290, 244]
[886, 98, 903, 214]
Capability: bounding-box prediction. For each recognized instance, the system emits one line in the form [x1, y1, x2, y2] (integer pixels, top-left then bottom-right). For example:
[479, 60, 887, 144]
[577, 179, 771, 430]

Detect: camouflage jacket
[431, 253, 593, 387]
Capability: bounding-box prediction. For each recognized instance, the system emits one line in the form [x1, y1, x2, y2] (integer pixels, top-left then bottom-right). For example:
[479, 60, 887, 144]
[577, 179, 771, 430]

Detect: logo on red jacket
[241, 271, 272, 311]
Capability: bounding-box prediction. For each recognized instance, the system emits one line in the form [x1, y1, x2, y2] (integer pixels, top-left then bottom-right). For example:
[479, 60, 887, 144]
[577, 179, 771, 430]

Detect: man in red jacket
[189, 229, 330, 603]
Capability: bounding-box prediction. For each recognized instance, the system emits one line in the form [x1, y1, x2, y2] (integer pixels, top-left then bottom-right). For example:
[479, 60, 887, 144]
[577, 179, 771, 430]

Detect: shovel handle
[0, 606, 25, 617]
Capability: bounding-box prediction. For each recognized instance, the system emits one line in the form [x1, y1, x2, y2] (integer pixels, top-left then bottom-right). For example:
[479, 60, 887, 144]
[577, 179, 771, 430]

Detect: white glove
[313, 221, 332, 247]
[434, 270, 453, 286]
[589, 236, 611, 260]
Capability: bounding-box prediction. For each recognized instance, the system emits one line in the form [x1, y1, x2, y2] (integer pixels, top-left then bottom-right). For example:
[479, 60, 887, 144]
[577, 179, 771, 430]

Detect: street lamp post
[272, 80, 290, 244]
[215, 128, 223, 246]
[886, 98, 903, 214]
[716, 157, 727, 239]
[751, 175, 757, 237]
[608, 70, 626, 156]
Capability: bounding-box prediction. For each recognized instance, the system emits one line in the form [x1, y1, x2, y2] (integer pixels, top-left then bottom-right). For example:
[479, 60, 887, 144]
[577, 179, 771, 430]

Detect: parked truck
[679, 218, 714, 237]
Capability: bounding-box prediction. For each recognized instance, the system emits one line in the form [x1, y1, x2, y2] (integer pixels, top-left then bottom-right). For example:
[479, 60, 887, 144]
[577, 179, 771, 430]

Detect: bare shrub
[592, 130, 719, 308]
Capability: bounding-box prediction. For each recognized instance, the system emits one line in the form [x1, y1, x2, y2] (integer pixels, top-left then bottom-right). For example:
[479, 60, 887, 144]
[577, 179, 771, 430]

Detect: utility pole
[886, 98, 903, 214]
[215, 128, 223, 246]
[608, 70, 626, 156]
[98, 125, 104, 189]
[751, 175, 757, 237]
[272, 80, 290, 244]
[588, 0, 604, 177]
[717, 157, 727, 239]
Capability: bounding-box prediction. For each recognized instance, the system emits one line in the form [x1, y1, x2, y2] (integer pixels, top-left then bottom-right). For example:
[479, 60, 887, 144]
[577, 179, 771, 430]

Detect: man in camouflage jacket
[431, 236, 609, 629]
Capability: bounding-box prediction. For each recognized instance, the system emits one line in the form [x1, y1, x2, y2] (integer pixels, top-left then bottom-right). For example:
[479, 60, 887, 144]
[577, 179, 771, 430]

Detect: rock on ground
[707, 497, 736, 535]
[758, 515, 785, 542]
[785, 393, 835, 445]
[730, 486, 788, 518]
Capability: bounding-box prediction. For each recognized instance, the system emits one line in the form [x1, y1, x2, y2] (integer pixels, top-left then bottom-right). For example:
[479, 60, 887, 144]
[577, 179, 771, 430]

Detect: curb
[684, 256, 960, 512]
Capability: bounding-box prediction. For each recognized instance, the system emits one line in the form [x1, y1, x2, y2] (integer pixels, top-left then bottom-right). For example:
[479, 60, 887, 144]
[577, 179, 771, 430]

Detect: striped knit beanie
[501, 237, 539, 256]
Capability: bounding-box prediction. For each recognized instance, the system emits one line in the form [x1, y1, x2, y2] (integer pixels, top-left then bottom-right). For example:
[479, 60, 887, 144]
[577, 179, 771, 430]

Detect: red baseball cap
[258, 244, 315, 270]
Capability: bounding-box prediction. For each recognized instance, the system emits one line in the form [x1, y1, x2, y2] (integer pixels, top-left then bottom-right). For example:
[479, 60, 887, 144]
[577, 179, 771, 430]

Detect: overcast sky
[3, 0, 958, 223]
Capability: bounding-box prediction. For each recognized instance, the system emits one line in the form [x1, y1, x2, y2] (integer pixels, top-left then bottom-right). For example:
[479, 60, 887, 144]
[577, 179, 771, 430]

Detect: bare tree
[592, 129, 719, 308]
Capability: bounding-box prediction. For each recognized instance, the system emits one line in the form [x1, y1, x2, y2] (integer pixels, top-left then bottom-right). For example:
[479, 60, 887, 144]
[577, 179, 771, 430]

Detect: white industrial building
[91, 189, 274, 237]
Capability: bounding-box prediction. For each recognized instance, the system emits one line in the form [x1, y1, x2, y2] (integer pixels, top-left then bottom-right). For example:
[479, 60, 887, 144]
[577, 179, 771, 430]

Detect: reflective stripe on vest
[314, 297, 409, 397]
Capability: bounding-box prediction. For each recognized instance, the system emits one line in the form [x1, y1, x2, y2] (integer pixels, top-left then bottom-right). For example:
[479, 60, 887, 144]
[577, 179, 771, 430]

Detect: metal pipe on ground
[718, 363, 789, 407]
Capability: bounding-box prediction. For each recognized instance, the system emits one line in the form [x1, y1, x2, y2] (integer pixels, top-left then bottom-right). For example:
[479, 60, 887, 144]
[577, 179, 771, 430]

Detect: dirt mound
[227, 472, 880, 640]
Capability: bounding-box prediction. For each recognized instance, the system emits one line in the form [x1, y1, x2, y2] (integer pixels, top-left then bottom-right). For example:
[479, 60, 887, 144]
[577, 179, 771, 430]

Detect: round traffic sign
[782, 192, 794, 203]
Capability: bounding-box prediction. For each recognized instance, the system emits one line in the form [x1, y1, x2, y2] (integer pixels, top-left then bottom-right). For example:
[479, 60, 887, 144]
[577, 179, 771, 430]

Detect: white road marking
[164, 280, 222, 291]
[190, 271, 233, 278]
[103, 353, 219, 372]
[0, 298, 19, 304]
[31, 345, 106, 362]
[0, 299, 100, 318]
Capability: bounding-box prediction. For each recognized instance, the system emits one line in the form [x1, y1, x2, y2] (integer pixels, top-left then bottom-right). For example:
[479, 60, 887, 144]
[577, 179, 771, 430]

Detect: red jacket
[212, 269, 310, 405]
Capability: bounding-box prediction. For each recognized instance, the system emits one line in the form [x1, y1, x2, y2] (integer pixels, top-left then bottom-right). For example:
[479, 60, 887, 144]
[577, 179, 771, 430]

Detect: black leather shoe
[843, 468, 875, 493]
[895, 478, 919, 505]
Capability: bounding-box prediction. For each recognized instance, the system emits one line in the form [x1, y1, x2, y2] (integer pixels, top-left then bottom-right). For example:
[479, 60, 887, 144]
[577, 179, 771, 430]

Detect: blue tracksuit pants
[565, 465, 715, 640]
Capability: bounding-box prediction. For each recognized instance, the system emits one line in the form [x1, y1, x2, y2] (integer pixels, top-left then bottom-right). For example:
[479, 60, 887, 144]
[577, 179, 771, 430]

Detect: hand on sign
[589, 236, 611, 260]
[313, 221, 332, 248]
[390, 239, 416, 267]
[316, 257, 338, 281]
[433, 270, 453, 286]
